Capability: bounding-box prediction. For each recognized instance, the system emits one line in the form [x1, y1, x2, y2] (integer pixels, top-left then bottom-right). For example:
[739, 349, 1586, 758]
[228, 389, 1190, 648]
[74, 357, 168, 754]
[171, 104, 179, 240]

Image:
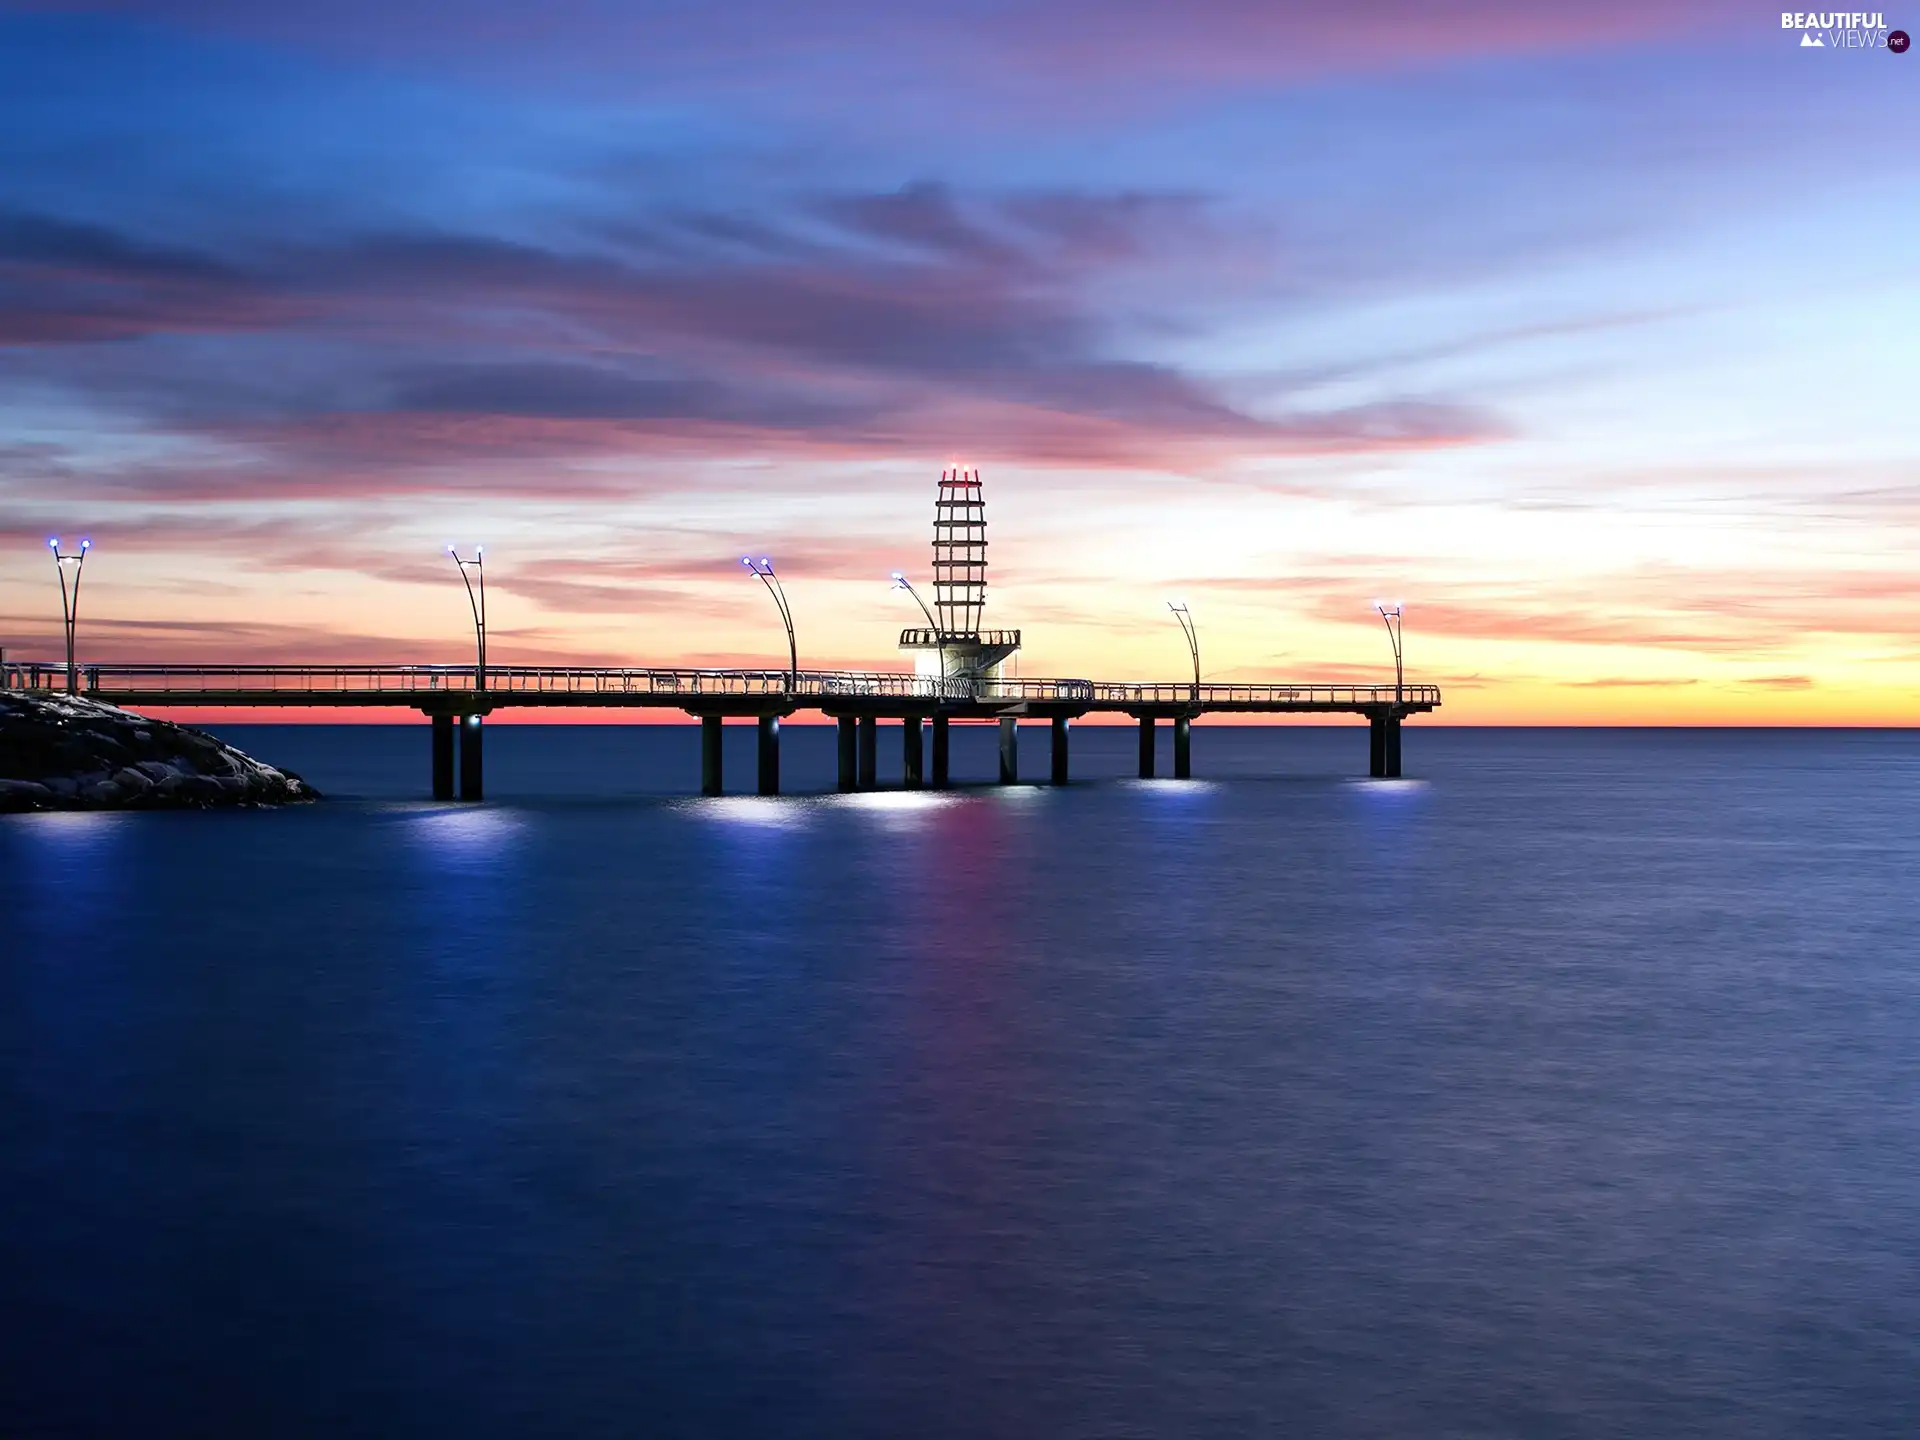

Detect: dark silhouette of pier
[0, 661, 1438, 798]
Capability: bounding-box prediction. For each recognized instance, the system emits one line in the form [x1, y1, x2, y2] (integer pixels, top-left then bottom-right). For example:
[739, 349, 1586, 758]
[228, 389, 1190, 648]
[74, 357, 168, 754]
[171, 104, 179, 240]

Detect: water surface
[5, 725, 1918, 1436]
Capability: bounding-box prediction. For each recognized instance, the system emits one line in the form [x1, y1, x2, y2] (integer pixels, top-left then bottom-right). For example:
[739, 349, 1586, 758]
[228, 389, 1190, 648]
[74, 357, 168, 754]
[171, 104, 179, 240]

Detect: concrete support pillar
[858, 716, 877, 789]
[1385, 718, 1402, 779]
[1369, 716, 1386, 778]
[931, 715, 950, 788]
[998, 717, 1018, 784]
[903, 716, 924, 789]
[836, 716, 857, 792]
[701, 715, 723, 796]
[431, 713, 454, 800]
[1050, 715, 1070, 786]
[1138, 716, 1156, 779]
[1174, 715, 1192, 779]
[757, 715, 781, 796]
[459, 714, 484, 801]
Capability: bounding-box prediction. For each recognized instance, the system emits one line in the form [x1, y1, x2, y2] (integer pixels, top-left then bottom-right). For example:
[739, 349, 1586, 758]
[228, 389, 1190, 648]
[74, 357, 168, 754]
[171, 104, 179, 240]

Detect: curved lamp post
[448, 546, 486, 690]
[1374, 600, 1404, 706]
[742, 557, 796, 693]
[1167, 600, 1199, 702]
[48, 536, 91, 695]
[891, 571, 948, 698]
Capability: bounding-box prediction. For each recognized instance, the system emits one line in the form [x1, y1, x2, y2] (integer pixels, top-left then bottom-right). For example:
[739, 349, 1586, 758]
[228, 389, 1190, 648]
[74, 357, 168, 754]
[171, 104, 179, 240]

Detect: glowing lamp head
[475, 546, 483, 557]
[47, 537, 59, 550]
[80, 539, 90, 550]
[760, 558, 770, 569]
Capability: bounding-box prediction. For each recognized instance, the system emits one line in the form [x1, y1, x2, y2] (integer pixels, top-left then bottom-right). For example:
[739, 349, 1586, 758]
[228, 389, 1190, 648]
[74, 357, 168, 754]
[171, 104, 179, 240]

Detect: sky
[1, 1, 1917, 723]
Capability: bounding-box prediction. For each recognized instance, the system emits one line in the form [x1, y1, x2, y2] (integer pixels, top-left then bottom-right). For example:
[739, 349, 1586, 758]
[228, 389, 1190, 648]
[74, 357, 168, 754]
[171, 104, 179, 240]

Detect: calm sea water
[5, 724, 1920, 1437]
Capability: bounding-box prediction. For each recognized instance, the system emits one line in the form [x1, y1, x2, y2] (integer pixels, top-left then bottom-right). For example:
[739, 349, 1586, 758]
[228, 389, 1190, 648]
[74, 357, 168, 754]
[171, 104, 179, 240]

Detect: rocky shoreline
[0, 692, 318, 813]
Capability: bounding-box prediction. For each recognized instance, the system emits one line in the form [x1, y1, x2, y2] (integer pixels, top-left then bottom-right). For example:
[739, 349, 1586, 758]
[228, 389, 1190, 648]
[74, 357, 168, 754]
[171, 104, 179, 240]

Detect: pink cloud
[1159, 562, 1920, 661]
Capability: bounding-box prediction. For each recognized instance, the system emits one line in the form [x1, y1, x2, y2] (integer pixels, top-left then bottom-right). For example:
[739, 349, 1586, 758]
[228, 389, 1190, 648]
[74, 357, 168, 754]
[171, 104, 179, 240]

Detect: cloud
[1150, 560, 1920, 663]
[0, 611, 438, 663]
[0, 209, 234, 285]
[484, 543, 913, 614]
[0, 181, 1505, 486]
[1567, 676, 1701, 689]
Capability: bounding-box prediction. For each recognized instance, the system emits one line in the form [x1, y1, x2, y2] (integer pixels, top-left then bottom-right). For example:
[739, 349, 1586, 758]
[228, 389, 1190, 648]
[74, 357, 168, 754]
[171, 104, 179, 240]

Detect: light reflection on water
[1, 810, 130, 920]
[400, 804, 529, 848]
[829, 789, 964, 811]
[670, 787, 975, 831]
[986, 783, 1045, 803]
[7, 807, 134, 856]
[676, 794, 819, 828]
[1124, 777, 1222, 797]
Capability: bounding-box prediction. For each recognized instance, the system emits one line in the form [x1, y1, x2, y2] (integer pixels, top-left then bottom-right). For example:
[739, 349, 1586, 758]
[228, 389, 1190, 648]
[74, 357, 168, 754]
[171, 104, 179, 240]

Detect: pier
[0, 661, 1438, 796]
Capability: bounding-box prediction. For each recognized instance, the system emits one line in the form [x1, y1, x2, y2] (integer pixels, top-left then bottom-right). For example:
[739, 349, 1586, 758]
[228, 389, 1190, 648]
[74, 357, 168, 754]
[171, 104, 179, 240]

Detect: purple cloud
[0, 183, 1500, 482]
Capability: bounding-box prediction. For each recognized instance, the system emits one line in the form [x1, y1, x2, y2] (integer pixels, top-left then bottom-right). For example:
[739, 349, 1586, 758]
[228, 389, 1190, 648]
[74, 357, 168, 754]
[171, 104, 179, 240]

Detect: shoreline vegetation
[0, 692, 318, 813]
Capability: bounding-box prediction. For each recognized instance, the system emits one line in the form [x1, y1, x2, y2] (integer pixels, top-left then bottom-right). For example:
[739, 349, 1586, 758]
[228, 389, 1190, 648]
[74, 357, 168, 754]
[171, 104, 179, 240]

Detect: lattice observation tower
[899, 467, 1021, 687]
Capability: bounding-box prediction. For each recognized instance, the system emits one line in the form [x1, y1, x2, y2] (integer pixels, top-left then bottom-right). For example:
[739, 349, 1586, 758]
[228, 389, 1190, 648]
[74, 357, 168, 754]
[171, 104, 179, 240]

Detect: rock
[0, 692, 318, 812]
[0, 778, 54, 813]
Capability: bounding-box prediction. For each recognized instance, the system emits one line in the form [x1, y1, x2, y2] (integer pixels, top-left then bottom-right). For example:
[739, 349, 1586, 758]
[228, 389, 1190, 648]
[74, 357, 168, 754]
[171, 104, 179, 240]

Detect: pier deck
[3, 662, 1439, 795]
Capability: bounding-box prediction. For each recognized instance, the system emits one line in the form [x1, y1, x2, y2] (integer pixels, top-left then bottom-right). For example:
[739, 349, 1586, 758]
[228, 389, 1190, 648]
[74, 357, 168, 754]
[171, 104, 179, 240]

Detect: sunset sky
[2, 2, 1916, 722]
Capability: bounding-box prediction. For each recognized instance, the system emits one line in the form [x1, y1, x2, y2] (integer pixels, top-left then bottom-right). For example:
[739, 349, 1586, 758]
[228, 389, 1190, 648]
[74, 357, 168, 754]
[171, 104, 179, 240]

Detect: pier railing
[9, 663, 987, 699]
[11, 664, 1097, 704]
[896, 628, 1023, 649]
[4, 661, 49, 690]
[1089, 681, 1441, 707]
